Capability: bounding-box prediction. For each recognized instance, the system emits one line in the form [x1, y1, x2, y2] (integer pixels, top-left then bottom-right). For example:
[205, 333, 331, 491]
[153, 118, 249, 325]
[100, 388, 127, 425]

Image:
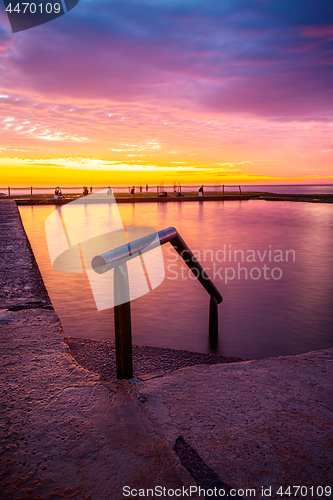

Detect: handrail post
[209, 295, 218, 343]
[114, 262, 133, 379]
[92, 226, 223, 377]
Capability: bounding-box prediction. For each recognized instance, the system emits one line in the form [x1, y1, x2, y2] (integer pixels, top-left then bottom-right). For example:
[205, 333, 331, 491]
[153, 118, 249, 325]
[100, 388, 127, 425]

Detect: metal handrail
[91, 227, 223, 379]
[92, 227, 222, 304]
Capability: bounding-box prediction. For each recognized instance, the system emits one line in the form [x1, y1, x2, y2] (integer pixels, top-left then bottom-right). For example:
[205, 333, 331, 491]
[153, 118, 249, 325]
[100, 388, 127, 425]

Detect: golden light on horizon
[1, 155, 332, 188]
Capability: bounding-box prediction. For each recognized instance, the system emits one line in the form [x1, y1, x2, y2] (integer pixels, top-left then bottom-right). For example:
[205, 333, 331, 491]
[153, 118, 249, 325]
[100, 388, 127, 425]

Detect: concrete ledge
[14, 194, 252, 205]
[138, 349, 333, 498]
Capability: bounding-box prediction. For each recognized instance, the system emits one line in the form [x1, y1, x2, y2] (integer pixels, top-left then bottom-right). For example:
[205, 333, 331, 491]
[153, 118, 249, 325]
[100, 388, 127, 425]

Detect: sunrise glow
[1, 0, 332, 187]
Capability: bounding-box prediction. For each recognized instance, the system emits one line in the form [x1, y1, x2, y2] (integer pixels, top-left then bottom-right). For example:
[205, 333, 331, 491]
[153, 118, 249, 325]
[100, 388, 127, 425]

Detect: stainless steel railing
[92, 227, 223, 379]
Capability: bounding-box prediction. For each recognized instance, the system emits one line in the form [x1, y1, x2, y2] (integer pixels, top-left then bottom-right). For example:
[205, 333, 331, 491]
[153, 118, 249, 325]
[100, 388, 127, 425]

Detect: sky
[0, 0, 333, 187]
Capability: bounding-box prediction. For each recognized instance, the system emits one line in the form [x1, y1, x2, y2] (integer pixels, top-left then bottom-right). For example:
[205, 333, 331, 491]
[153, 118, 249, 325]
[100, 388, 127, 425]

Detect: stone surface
[138, 350, 333, 499]
[66, 337, 246, 381]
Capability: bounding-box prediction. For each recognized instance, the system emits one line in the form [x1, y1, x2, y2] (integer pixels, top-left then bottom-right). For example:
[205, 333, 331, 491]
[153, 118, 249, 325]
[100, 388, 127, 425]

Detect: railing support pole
[92, 226, 223, 374]
[209, 295, 218, 342]
[114, 263, 133, 379]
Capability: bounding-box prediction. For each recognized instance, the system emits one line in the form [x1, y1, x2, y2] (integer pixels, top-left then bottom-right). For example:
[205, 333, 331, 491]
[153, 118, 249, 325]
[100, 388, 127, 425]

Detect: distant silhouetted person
[146, 184, 149, 192]
[198, 185, 204, 197]
[139, 185, 142, 192]
[83, 186, 89, 196]
[90, 186, 93, 193]
[54, 187, 64, 199]
[130, 186, 135, 195]
[107, 186, 112, 196]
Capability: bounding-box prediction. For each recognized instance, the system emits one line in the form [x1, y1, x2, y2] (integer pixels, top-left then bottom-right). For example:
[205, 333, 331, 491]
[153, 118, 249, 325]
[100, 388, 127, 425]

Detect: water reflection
[19, 200, 333, 359]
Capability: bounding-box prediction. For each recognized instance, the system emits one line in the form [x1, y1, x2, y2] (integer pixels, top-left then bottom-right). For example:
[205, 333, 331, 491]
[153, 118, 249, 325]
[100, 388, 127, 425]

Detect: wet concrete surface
[1, 199, 332, 500]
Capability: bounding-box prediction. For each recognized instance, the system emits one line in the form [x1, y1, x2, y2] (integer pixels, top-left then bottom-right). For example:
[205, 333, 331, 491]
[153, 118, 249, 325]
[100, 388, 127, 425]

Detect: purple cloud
[0, 0, 332, 120]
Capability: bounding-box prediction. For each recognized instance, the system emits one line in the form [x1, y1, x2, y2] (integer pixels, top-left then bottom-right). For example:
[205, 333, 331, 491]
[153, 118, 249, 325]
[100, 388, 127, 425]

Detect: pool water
[19, 199, 333, 359]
